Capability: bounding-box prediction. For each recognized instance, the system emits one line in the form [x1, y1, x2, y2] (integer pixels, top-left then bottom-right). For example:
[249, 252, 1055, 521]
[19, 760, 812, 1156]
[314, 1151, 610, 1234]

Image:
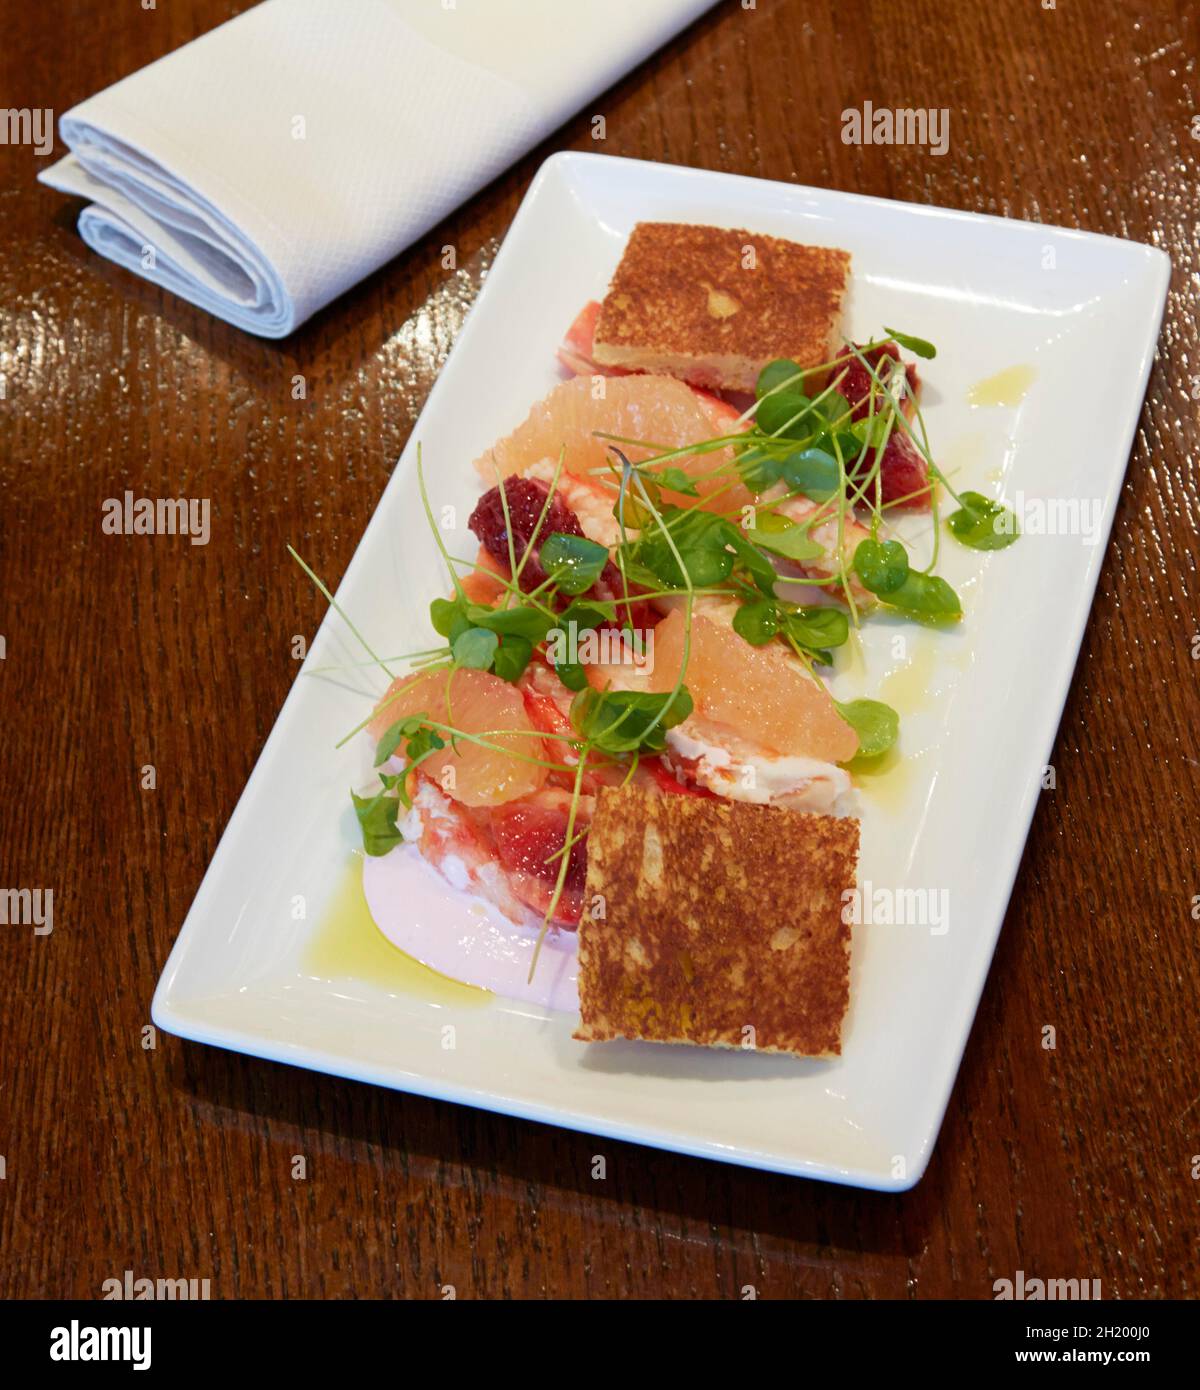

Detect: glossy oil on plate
[152, 152, 1169, 1189]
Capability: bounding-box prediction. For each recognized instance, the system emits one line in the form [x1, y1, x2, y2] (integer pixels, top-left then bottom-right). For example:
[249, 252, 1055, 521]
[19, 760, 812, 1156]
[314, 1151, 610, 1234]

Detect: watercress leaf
[405, 725, 446, 764]
[491, 634, 534, 683]
[468, 603, 554, 642]
[452, 626, 499, 669]
[814, 429, 865, 465]
[637, 540, 731, 590]
[374, 715, 434, 769]
[781, 447, 840, 502]
[612, 495, 650, 529]
[637, 508, 734, 589]
[851, 414, 892, 448]
[783, 606, 850, 653]
[721, 522, 778, 595]
[834, 699, 900, 759]
[814, 390, 852, 425]
[667, 507, 730, 543]
[947, 490, 1020, 551]
[735, 442, 784, 492]
[746, 517, 824, 563]
[732, 598, 780, 646]
[655, 466, 700, 497]
[351, 787, 404, 857]
[756, 358, 805, 399]
[883, 326, 937, 360]
[612, 468, 664, 530]
[539, 532, 610, 595]
[609, 555, 660, 593]
[853, 538, 910, 595]
[882, 570, 963, 622]
[430, 595, 467, 638]
[554, 659, 589, 692]
[757, 390, 814, 439]
[570, 686, 694, 754]
[558, 598, 617, 630]
[374, 719, 410, 768]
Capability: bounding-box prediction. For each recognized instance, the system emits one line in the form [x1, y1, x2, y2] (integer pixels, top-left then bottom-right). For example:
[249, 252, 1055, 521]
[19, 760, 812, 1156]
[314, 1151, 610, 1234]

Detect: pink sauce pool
[362, 845, 579, 1012]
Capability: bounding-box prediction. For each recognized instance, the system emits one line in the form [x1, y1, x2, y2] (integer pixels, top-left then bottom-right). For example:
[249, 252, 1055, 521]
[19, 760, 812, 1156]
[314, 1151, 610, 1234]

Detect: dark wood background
[2, 0, 1197, 1299]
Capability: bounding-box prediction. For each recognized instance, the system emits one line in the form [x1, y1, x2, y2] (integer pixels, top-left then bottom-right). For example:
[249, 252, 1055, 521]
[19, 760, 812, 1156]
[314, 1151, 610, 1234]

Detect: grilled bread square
[574, 786, 860, 1057]
[591, 222, 851, 393]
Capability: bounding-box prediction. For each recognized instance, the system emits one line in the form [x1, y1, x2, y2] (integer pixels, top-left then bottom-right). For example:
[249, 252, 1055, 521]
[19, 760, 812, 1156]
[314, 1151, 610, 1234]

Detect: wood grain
[1, 0, 1198, 1299]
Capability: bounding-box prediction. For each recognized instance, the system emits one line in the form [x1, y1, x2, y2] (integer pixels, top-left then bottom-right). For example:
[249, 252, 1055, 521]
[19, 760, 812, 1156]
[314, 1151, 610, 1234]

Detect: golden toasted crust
[574, 786, 859, 1057]
[592, 222, 850, 392]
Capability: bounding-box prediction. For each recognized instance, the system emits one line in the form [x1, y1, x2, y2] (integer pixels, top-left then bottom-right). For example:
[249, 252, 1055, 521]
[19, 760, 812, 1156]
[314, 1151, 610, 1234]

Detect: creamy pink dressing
[362, 845, 579, 1012]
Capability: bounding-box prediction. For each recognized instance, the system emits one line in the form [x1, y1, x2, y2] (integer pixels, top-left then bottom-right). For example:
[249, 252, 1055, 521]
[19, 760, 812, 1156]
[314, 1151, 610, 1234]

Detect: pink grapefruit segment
[472, 373, 751, 512]
[646, 609, 858, 764]
[368, 667, 548, 808]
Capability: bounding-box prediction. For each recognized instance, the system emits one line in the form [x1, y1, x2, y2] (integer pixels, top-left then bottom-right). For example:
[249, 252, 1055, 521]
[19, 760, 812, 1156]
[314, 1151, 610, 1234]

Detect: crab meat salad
[297, 223, 1019, 1050]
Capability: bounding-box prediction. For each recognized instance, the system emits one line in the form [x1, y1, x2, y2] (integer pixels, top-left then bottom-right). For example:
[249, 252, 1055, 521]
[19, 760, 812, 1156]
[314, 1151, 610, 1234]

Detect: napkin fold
[40, 0, 716, 337]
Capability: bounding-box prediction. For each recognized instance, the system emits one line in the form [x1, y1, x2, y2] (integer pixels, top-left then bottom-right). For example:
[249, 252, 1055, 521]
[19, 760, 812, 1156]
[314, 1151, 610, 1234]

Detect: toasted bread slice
[574, 786, 859, 1057]
[591, 223, 850, 393]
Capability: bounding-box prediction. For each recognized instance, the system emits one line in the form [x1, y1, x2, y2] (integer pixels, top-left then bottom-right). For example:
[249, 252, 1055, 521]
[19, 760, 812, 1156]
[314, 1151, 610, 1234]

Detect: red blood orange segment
[368, 668, 548, 807]
[874, 428, 932, 510]
[646, 609, 859, 764]
[489, 791, 589, 926]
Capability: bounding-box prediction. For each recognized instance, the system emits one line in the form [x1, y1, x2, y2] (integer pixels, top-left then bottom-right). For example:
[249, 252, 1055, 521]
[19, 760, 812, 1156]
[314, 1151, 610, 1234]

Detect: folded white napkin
[40, 0, 715, 337]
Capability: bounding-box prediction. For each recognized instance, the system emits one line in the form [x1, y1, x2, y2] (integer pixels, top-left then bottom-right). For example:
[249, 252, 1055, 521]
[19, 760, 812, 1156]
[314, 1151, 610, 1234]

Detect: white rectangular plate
[152, 152, 1169, 1189]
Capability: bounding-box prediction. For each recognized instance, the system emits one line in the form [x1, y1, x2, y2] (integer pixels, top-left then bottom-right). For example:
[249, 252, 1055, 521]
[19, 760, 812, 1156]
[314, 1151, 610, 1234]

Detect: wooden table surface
[2, 0, 1198, 1300]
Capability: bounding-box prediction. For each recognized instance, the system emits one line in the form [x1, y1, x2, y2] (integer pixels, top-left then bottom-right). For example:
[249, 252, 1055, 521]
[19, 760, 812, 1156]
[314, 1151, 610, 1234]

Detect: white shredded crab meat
[521, 457, 627, 549]
[664, 717, 853, 815]
[398, 778, 531, 925]
[758, 482, 873, 603]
